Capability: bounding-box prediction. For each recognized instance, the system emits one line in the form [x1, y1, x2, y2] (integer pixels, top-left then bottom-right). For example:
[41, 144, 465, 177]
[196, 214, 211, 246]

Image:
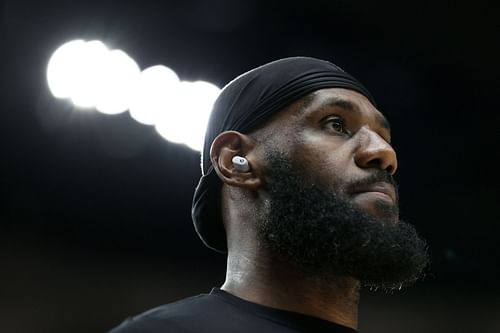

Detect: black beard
[258, 154, 429, 291]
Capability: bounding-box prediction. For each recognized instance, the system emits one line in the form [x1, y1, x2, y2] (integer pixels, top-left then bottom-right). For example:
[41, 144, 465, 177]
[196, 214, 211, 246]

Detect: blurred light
[96, 50, 141, 114]
[129, 65, 180, 125]
[155, 80, 220, 151]
[69, 40, 109, 108]
[47, 40, 221, 151]
[47, 39, 86, 98]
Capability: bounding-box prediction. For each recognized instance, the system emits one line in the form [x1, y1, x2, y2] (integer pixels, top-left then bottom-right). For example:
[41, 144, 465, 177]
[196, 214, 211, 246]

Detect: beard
[257, 153, 429, 291]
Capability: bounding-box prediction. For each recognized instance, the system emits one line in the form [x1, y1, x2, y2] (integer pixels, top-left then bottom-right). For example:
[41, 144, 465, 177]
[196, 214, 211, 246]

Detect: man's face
[282, 88, 397, 220]
[256, 88, 428, 290]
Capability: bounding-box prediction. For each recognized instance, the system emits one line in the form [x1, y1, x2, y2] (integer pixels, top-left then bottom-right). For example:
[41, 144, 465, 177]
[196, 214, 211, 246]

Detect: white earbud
[232, 156, 250, 172]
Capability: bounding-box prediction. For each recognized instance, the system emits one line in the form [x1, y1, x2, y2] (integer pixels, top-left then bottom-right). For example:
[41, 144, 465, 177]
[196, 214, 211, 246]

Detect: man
[108, 57, 428, 333]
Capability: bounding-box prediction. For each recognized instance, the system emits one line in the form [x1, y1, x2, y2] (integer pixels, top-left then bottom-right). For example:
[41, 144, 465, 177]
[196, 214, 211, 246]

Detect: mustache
[347, 170, 398, 196]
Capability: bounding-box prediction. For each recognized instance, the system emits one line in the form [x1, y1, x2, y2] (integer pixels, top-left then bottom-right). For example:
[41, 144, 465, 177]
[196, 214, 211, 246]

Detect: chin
[355, 200, 399, 223]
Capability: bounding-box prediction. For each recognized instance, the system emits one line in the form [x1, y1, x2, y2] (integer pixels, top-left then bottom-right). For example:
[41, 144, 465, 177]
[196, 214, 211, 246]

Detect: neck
[221, 249, 360, 330]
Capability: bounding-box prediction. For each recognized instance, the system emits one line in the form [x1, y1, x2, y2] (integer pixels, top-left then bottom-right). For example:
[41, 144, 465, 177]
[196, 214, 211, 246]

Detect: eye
[323, 116, 347, 134]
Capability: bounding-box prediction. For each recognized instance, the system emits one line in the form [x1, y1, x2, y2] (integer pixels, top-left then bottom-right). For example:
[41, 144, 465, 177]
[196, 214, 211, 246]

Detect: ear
[210, 131, 262, 190]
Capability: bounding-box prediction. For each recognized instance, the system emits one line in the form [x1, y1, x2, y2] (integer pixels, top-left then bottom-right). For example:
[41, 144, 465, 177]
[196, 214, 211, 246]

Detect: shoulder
[107, 292, 239, 333]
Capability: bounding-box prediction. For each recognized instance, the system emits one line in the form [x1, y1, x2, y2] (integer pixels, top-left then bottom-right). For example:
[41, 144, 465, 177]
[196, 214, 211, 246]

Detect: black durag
[192, 56, 376, 252]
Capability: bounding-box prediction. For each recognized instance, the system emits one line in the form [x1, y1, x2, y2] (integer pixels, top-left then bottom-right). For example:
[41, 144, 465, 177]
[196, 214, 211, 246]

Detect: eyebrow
[314, 96, 392, 132]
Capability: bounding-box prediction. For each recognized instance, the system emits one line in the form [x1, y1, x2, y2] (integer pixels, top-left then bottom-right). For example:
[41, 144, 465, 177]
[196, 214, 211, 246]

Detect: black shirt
[108, 288, 358, 333]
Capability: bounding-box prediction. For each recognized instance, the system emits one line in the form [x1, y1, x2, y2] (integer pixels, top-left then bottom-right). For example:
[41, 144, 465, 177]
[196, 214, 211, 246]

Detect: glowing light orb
[129, 65, 180, 125]
[69, 40, 110, 108]
[47, 40, 222, 151]
[95, 49, 141, 114]
[155, 80, 220, 151]
[47, 39, 86, 98]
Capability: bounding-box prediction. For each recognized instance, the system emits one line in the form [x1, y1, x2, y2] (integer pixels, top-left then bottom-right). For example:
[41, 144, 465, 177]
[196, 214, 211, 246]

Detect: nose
[354, 127, 398, 175]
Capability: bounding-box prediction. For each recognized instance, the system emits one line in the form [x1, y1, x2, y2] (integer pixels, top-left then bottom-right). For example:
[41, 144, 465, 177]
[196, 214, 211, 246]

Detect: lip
[351, 182, 396, 203]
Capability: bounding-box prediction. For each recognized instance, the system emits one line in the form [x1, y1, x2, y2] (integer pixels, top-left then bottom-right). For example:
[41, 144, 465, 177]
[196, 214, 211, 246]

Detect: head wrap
[192, 56, 376, 252]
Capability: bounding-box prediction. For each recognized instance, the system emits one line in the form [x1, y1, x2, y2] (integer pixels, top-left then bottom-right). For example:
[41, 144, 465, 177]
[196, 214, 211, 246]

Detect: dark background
[1, 1, 499, 332]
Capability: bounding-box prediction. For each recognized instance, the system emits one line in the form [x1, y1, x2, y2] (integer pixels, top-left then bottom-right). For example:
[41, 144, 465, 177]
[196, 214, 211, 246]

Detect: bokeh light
[69, 40, 110, 108]
[47, 40, 221, 151]
[96, 49, 141, 115]
[47, 39, 87, 99]
[128, 65, 180, 125]
[155, 81, 220, 151]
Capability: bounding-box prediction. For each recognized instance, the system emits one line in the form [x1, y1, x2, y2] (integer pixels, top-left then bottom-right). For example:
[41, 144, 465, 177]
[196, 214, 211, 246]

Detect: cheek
[314, 158, 351, 192]
[291, 136, 355, 190]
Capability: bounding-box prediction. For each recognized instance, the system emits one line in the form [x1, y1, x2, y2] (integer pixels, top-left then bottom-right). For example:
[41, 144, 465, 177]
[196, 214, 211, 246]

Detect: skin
[210, 88, 398, 330]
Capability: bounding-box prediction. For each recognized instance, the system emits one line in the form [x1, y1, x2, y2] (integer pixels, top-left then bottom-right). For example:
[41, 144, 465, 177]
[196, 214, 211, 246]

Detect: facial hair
[257, 154, 429, 291]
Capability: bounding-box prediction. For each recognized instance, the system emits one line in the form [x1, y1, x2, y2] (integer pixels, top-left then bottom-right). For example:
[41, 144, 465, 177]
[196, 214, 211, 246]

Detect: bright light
[47, 39, 86, 98]
[47, 40, 139, 112]
[155, 80, 220, 151]
[69, 40, 110, 108]
[129, 65, 180, 125]
[96, 49, 141, 114]
[47, 40, 222, 151]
